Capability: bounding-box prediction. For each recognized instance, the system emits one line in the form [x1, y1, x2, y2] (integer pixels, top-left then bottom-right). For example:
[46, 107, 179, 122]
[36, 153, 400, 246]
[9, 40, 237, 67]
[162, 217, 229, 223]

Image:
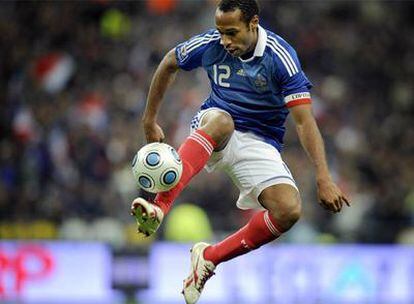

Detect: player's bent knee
[217, 113, 235, 135]
[260, 184, 302, 232]
[205, 111, 234, 135]
[268, 199, 301, 232]
[286, 202, 301, 227]
[200, 111, 234, 146]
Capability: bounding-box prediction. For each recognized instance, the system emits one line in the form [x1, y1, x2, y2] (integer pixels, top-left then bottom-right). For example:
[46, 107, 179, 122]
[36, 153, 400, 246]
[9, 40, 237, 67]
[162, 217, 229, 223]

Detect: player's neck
[240, 28, 258, 60]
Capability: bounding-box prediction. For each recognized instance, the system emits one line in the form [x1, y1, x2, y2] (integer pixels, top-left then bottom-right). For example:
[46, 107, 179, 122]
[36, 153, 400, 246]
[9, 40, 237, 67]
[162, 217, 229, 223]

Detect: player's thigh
[258, 184, 302, 230]
[198, 109, 234, 149]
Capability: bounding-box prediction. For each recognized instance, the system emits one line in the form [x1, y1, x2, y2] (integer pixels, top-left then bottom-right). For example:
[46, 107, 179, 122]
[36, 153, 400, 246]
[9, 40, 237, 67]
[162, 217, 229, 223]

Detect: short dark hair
[218, 0, 260, 24]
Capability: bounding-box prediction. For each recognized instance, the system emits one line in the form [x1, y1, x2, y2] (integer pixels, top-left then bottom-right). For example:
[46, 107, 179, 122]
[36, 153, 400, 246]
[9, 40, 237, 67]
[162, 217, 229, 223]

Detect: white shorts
[190, 107, 299, 210]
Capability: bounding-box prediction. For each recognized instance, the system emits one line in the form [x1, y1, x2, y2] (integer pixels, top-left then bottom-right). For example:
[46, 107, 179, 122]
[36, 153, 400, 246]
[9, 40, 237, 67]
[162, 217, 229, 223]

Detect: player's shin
[154, 129, 217, 214]
[203, 210, 286, 266]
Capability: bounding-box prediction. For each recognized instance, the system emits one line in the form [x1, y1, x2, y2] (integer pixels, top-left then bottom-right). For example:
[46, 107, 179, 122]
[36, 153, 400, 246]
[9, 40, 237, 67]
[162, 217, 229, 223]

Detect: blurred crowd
[0, 0, 413, 245]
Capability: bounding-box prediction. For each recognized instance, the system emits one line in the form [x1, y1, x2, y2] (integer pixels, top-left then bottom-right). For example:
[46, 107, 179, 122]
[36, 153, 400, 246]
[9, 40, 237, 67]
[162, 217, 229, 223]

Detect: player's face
[215, 8, 259, 57]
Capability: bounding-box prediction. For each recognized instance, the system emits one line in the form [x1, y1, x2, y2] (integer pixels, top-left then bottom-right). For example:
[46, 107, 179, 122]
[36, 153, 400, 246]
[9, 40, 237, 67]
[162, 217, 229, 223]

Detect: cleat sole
[131, 198, 164, 237]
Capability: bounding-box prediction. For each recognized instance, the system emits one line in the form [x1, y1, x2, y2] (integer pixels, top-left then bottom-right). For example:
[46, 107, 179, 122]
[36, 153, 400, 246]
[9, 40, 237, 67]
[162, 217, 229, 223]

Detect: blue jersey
[175, 25, 312, 151]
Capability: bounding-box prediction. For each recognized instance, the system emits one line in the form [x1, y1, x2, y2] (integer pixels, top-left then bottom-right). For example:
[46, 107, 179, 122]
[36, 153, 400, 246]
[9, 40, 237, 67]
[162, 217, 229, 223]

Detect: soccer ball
[132, 142, 183, 193]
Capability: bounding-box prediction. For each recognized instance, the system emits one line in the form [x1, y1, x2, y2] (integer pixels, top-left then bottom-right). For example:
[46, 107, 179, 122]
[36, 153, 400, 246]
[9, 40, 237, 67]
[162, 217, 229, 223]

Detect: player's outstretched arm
[142, 48, 180, 143]
[290, 104, 350, 213]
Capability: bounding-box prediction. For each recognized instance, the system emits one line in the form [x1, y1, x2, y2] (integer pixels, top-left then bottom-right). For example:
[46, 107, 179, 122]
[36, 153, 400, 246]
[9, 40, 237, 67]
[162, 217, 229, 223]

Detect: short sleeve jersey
[175, 25, 312, 151]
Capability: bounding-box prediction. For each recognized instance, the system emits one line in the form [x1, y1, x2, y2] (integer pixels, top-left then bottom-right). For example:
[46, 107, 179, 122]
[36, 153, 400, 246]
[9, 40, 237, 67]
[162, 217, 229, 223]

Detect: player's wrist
[142, 115, 157, 126]
[316, 173, 333, 185]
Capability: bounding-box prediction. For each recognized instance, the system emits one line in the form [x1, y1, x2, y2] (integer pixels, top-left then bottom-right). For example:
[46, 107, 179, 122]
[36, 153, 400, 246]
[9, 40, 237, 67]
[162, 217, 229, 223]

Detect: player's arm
[142, 30, 217, 142]
[290, 104, 350, 213]
[142, 49, 179, 143]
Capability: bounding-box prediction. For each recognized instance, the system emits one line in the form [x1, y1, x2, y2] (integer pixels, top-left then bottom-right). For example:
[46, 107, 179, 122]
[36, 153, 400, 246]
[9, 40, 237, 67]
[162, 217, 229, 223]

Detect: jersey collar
[239, 25, 267, 63]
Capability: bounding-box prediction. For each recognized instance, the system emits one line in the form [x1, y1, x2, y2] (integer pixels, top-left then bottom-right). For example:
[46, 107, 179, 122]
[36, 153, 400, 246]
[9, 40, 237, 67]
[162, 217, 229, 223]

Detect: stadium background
[0, 0, 413, 303]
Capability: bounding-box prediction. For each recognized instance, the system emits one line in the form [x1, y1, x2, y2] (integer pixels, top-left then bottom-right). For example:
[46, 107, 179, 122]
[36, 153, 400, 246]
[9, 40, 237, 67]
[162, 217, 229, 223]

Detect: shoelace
[197, 265, 215, 291]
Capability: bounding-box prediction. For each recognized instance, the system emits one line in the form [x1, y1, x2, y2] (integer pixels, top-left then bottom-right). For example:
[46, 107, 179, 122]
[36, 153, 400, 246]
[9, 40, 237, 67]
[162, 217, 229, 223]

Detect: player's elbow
[295, 117, 317, 137]
[161, 49, 179, 73]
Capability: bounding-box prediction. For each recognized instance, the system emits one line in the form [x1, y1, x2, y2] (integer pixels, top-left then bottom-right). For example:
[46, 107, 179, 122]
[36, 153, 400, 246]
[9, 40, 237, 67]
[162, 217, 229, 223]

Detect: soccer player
[131, 0, 350, 303]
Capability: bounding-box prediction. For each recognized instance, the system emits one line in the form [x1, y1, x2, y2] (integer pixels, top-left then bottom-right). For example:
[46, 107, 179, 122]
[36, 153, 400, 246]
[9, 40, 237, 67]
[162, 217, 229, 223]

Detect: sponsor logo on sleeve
[284, 92, 311, 103]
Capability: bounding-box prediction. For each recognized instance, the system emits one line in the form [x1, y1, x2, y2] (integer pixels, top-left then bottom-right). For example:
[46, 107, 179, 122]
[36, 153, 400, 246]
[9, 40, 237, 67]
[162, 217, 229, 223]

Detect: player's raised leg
[131, 110, 234, 236]
[182, 184, 301, 303]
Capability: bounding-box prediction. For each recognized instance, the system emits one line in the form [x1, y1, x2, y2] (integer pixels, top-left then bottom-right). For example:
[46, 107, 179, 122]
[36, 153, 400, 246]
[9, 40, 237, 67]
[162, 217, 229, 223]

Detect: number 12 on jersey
[213, 64, 231, 88]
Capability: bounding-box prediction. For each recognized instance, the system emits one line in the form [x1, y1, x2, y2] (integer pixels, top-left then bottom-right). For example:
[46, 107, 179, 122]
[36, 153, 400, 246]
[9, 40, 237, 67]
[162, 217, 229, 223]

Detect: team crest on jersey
[254, 74, 268, 90]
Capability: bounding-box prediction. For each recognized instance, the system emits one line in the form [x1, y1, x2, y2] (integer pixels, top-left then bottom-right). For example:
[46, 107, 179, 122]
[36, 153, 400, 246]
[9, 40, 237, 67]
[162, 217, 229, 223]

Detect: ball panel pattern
[170, 147, 181, 163]
[163, 170, 177, 185]
[138, 175, 153, 189]
[132, 142, 183, 193]
[146, 152, 161, 166]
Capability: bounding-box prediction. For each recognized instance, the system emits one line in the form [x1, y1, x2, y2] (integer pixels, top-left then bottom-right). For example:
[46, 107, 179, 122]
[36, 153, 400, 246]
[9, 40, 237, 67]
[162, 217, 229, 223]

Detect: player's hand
[143, 120, 165, 143]
[317, 178, 350, 213]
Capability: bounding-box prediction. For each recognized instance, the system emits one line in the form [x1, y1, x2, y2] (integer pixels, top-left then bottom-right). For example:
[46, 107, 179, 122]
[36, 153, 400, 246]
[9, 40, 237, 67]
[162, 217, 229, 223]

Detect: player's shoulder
[176, 29, 221, 65]
[265, 30, 297, 53]
[264, 29, 300, 77]
[182, 29, 221, 49]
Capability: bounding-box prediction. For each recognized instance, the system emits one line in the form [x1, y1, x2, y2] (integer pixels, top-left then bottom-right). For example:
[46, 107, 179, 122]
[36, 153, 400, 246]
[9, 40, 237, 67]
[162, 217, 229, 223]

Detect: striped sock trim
[195, 130, 217, 147]
[194, 131, 214, 149]
[189, 132, 214, 154]
[264, 211, 282, 237]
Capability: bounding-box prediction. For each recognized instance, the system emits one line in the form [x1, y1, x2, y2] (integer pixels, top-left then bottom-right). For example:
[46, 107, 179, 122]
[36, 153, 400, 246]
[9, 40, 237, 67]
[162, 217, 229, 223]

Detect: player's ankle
[153, 199, 169, 215]
[203, 245, 219, 266]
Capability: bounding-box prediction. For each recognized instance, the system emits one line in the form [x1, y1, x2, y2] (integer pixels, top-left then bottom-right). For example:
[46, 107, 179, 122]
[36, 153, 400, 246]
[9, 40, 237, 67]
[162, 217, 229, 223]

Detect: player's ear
[250, 15, 259, 31]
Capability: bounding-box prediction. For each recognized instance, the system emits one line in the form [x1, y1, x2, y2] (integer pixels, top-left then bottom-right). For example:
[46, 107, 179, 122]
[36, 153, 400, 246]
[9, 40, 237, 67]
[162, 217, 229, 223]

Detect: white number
[218, 65, 231, 87]
[213, 64, 231, 88]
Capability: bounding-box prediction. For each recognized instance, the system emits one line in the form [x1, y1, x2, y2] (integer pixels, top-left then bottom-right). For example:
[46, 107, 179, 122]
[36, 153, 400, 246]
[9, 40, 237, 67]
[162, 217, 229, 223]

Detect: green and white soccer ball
[132, 142, 183, 193]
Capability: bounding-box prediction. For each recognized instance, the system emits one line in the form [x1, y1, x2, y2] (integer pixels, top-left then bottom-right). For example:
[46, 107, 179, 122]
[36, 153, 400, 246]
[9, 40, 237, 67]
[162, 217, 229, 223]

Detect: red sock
[154, 130, 217, 214]
[204, 211, 285, 266]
